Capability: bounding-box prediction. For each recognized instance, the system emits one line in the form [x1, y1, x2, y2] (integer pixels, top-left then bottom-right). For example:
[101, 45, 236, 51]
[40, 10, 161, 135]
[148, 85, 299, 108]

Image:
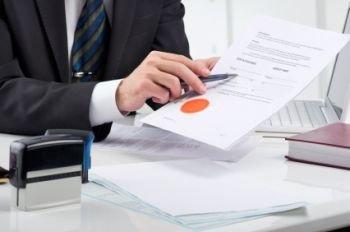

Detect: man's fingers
[150, 51, 210, 77]
[144, 81, 170, 104]
[156, 59, 207, 94]
[196, 57, 220, 70]
[150, 71, 183, 99]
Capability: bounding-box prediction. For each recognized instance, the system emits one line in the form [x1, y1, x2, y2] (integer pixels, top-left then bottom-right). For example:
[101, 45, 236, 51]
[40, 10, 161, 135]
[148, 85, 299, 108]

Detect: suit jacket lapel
[35, 0, 69, 83]
[103, 0, 137, 80]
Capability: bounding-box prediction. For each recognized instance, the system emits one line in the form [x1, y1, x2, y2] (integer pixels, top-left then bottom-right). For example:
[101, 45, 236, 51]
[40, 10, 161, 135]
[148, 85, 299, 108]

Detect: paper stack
[83, 179, 303, 231]
[94, 124, 261, 162]
[84, 159, 306, 231]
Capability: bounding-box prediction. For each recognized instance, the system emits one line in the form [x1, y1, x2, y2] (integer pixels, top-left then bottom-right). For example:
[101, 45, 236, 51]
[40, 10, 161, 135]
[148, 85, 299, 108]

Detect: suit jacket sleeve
[0, 16, 110, 141]
[147, 0, 191, 110]
[152, 0, 190, 57]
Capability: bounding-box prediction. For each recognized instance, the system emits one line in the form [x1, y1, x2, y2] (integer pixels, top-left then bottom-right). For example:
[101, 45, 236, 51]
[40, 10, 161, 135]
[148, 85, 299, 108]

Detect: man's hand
[115, 51, 219, 112]
[194, 57, 219, 71]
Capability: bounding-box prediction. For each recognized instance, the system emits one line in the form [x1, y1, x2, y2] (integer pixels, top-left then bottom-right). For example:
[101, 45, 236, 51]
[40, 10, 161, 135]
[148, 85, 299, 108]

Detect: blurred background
[182, 0, 350, 100]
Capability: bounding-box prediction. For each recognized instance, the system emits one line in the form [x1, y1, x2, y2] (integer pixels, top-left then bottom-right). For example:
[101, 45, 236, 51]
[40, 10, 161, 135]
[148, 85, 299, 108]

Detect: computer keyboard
[258, 100, 328, 133]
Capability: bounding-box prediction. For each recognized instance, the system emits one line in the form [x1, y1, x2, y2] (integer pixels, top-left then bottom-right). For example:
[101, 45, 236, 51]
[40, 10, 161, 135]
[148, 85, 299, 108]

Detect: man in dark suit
[0, 0, 217, 140]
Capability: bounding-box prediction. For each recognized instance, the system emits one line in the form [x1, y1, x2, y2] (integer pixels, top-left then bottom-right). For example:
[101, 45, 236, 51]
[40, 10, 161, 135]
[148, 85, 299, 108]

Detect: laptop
[256, 8, 350, 134]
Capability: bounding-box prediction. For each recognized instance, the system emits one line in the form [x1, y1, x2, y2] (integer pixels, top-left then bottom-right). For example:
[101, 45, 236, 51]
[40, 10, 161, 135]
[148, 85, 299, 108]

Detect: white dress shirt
[65, 0, 124, 127]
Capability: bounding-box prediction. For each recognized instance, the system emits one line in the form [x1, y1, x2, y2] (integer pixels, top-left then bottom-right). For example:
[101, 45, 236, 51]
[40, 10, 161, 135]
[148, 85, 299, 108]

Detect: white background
[182, 0, 350, 100]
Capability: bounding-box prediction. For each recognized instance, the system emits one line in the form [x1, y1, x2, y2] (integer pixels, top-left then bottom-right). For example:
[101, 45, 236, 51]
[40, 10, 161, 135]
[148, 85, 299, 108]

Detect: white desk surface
[1, 131, 350, 232]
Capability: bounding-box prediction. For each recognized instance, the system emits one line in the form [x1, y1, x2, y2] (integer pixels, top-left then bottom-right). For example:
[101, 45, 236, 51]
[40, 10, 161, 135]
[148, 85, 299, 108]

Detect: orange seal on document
[181, 98, 210, 114]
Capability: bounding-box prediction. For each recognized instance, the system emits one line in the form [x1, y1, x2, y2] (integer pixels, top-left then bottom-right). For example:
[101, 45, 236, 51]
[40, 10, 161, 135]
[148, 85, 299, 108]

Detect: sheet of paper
[94, 124, 261, 161]
[91, 159, 308, 216]
[141, 15, 350, 149]
[83, 178, 304, 231]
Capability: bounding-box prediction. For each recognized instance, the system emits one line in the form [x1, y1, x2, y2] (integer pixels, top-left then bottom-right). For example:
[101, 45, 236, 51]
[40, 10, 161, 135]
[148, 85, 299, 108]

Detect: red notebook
[285, 123, 350, 170]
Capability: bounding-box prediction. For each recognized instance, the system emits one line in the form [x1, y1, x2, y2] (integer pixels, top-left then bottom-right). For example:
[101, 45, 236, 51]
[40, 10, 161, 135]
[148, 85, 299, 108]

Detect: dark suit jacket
[0, 0, 190, 140]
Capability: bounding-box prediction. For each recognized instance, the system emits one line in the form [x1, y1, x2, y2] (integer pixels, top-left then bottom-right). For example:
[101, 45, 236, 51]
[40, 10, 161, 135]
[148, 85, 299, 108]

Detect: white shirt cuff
[89, 79, 125, 127]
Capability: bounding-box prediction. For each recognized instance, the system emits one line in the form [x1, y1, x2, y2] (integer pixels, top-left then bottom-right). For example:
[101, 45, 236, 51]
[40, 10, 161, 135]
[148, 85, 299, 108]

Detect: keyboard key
[321, 106, 339, 123]
[287, 102, 302, 126]
[279, 107, 292, 126]
[264, 119, 272, 126]
[305, 102, 327, 127]
[260, 120, 269, 127]
[270, 113, 282, 127]
[295, 101, 313, 128]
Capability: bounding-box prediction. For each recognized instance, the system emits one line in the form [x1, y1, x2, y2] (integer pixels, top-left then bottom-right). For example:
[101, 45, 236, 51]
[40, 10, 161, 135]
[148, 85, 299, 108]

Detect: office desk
[1, 132, 350, 232]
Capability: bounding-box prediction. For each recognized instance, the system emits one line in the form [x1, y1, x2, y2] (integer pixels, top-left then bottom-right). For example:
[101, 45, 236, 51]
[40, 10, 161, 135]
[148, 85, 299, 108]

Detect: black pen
[180, 73, 238, 89]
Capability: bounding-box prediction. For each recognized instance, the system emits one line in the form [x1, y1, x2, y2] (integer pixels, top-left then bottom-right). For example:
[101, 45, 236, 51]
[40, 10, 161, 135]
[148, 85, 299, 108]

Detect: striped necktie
[71, 0, 110, 82]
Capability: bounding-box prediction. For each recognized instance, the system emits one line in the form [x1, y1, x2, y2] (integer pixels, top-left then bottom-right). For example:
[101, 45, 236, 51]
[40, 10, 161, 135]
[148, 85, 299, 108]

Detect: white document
[85, 177, 305, 231]
[94, 124, 260, 161]
[91, 159, 307, 216]
[141, 15, 350, 149]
